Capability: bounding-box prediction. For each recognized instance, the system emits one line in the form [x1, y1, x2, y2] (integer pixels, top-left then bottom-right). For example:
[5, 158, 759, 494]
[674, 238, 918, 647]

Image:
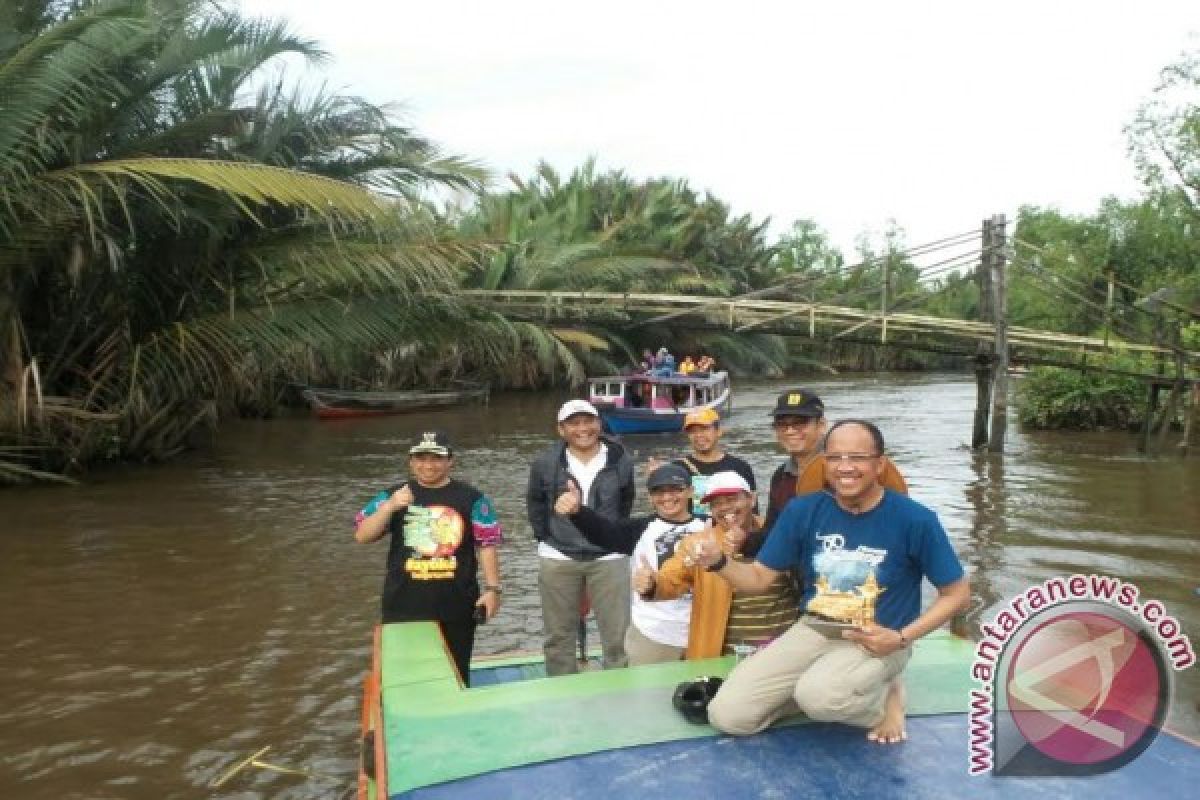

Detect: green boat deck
[377, 622, 978, 796]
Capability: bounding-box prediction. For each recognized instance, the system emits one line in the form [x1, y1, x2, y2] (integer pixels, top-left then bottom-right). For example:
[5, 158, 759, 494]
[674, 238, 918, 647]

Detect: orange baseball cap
[683, 408, 721, 429]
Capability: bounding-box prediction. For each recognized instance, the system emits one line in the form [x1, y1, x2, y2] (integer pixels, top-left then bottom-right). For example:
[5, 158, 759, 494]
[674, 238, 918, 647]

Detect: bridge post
[988, 214, 1009, 453]
[972, 217, 996, 449]
[881, 252, 889, 344]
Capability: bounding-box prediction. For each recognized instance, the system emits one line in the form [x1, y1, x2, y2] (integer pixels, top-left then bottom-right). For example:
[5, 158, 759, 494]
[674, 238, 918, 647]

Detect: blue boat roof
[372, 623, 1199, 799]
[397, 715, 1200, 799]
[589, 370, 728, 386]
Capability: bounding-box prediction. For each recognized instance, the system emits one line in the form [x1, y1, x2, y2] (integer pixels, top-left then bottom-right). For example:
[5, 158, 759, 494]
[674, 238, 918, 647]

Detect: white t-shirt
[631, 516, 707, 646]
[538, 444, 623, 561]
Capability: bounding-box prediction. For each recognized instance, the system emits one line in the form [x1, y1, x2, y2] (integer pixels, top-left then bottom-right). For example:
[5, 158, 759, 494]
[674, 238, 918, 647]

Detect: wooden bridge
[458, 288, 1199, 379]
[457, 215, 1198, 453]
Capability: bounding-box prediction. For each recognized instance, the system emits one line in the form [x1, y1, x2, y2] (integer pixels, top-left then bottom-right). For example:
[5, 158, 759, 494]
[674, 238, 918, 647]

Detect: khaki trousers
[539, 556, 630, 675]
[624, 621, 686, 666]
[707, 618, 911, 735]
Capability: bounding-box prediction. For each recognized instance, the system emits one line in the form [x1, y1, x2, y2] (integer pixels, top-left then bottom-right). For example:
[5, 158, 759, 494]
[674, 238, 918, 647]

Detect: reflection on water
[0, 374, 1196, 798]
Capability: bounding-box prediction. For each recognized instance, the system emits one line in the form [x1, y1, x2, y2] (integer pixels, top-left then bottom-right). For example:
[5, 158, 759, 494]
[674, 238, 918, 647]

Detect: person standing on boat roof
[555, 463, 707, 665]
[679, 408, 757, 516]
[354, 430, 502, 688]
[642, 471, 799, 660]
[527, 399, 637, 676]
[691, 420, 970, 743]
[763, 388, 907, 540]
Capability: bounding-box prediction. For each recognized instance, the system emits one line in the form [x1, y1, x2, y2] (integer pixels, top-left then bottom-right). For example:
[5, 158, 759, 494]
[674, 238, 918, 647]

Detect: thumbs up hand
[722, 512, 748, 553]
[685, 520, 722, 569]
[554, 478, 582, 515]
[385, 484, 414, 513]
[643, 456, 665, 478]
[633, 552, 657, 598]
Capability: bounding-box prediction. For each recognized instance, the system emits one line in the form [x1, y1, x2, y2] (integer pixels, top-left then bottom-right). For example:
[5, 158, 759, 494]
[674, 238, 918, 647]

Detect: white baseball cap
[557, 399, 599, 423]
[701, 471, 752, 502]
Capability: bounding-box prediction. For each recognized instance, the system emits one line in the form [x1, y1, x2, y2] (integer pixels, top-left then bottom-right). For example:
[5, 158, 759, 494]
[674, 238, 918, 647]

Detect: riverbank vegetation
[2, 1, 1197, 481]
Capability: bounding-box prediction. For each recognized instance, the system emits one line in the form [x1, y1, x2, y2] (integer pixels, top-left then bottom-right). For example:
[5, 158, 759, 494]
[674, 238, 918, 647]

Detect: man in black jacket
[527, 399, 636, 675]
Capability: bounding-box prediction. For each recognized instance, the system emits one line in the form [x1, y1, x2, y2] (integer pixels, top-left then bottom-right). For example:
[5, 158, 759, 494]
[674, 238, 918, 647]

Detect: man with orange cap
[650, 407, 756, 517]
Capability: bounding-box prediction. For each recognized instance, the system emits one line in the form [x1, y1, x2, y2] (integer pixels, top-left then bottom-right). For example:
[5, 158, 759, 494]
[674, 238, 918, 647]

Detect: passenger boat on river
[356, 622, 1199, 798]
[586, 370, 731, 434]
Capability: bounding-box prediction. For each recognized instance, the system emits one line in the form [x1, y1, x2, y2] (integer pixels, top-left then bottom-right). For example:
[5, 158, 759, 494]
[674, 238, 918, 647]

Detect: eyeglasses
[825, 453, 881, 464]
[773, 418, 816, 431]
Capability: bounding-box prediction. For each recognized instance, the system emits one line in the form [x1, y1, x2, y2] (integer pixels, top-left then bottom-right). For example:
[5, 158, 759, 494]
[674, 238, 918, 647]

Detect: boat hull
[359, 623, 1200, 799]
[302, 385, 488, 419]
[599, 394, 732, 434]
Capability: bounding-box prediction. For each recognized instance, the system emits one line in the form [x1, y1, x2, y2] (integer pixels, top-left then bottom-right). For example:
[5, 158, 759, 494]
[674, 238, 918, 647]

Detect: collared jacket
[526, 437, 636, 559]
[653, 514, 766, 660]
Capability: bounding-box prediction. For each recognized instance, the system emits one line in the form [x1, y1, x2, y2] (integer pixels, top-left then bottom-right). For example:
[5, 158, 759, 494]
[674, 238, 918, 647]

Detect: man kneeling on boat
[643, 471, 798, 660]
[555, 463, 707, 666]
[689, 420, 969, 744]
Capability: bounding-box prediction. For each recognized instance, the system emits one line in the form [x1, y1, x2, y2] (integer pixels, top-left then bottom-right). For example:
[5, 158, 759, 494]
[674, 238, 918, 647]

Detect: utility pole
[988, 214, 1009, 453]
[972, 217, 995, 449]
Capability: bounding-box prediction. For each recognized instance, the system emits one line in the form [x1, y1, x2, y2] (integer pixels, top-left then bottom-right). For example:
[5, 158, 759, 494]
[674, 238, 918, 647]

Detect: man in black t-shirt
[355, 430, 503, 687]
[672, 408, 757, 516]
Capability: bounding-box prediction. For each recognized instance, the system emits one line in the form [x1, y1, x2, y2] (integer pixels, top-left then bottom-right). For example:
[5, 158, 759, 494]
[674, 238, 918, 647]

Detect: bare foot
[867, 677, 907, 744]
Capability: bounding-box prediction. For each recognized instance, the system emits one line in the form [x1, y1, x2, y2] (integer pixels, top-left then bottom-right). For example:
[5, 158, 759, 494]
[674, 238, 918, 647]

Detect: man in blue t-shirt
[687, 419, 969, 743]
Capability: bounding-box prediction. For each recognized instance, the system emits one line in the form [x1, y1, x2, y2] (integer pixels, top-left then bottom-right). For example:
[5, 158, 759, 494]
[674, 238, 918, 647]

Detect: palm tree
[454, 160, 790, 384]
[0, 0, 486, 480]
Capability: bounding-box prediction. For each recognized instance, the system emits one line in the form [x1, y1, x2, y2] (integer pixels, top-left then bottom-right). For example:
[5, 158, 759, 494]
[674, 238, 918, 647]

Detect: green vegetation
[2, 2, 1197, 481]
[1017, 367, 1146, 431]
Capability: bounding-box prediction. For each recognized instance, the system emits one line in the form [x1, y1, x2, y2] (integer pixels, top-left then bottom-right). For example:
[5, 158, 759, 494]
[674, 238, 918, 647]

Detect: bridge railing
[459, 289, 1196, 372]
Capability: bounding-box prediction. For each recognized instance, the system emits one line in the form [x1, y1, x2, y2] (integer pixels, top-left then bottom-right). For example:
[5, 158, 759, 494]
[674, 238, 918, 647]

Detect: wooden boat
[357, 622, 1200, 798]
[301, 384, 488, 419]
[587, 370, 731, 434]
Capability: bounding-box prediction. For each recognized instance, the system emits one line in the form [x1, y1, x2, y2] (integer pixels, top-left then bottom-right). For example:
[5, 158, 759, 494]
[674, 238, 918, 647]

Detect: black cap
[647, 463, 691, 490]
[409, 430, 452, 456]
[769, 388, 825, 419]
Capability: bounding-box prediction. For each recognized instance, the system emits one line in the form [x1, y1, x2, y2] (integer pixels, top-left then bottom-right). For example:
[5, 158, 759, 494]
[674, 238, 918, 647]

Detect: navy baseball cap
[769, 388, 825, 418]
[647, 463, 691, 490]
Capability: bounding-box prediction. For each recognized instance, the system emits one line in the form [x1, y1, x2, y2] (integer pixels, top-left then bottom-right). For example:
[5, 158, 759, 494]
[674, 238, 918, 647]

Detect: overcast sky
[238, 0, 1197, 254]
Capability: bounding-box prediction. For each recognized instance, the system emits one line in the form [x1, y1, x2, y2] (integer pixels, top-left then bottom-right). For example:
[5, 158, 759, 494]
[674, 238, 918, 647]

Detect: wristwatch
[705, 553, 728, 572]
[483, 584, 503, 595]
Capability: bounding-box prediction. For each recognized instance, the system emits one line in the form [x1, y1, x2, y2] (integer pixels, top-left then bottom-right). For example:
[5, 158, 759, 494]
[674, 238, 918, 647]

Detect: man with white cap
[644, 471, 798, 660]
[526, 399, 637, 675]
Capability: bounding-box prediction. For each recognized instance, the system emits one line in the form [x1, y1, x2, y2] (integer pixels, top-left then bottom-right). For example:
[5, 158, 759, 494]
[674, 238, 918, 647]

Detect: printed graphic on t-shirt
[806, 532, 888, 626]
[689, 474, 711, 515]
[653, 524, 694, 568]
[403, 504, 462, 580]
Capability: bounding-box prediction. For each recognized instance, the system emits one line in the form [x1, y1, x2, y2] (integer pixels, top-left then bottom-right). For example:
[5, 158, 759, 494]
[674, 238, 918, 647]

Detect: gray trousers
[539, 556, 630, 676]
[707, 618, 911, 735]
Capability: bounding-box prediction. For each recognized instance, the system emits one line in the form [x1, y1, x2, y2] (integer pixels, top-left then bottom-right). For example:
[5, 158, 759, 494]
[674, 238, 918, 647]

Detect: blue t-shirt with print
[757, 490, 963, 631]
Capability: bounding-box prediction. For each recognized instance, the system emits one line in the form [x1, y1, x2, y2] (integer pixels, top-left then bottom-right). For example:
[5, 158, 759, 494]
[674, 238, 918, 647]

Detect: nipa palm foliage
[453, 159, 790, 383]
[0, 0, 495, 481]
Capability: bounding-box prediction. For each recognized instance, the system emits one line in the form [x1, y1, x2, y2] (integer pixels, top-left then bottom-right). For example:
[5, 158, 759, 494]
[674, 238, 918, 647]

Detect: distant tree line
[2, 1, 1196, 480]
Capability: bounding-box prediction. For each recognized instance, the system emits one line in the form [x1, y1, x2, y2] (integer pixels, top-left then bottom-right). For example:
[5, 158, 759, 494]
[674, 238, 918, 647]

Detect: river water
[0, 374, 1196, 798]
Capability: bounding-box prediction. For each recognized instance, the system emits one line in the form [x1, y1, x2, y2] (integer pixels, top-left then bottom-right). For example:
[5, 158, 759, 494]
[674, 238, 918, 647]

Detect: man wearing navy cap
[556, 462, 707, 665]
[763, 388, 908, 538]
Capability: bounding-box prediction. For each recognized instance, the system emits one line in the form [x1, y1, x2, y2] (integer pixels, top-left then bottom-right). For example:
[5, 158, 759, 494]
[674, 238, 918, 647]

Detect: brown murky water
[1, 374, 1196, 798]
